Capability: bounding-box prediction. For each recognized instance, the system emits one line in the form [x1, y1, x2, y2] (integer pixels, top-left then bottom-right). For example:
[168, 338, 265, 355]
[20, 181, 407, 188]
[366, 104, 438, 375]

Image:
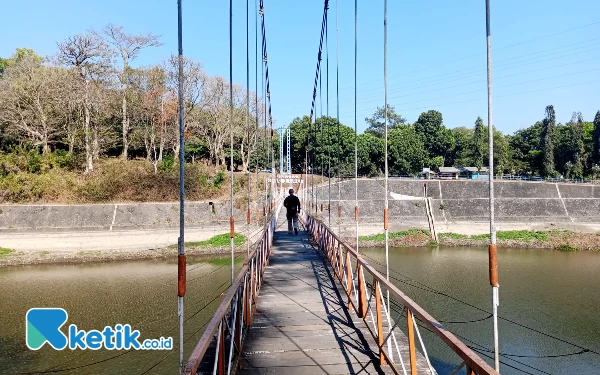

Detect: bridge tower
[286, 127, 291, 174]
[278, 127, 284, 174]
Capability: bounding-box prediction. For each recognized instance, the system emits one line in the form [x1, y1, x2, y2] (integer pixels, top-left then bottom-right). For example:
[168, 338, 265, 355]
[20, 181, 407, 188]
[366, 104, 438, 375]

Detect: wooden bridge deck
[237, 215, 431, 374]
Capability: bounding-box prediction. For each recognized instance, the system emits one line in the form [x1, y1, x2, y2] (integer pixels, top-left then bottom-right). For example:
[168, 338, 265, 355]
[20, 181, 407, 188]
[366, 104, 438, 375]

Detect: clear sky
[2, 0, 599, 134]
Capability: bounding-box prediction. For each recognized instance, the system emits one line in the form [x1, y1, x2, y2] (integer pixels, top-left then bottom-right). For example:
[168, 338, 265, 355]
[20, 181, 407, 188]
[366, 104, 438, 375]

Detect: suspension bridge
[173, 0, 502, 374]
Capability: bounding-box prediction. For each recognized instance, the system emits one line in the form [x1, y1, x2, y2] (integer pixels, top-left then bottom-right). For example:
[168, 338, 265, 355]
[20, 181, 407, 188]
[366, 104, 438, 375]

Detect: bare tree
[57, 33, 113, 172]
[100, 24, 161, 160]
[165, 55, 206, 158]
[0, 56, 66, 153]
[129, 65, 170, 173]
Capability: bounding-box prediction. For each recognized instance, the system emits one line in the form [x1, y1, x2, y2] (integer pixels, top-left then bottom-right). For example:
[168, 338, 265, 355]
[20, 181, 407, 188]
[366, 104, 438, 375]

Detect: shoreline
[0, 245, 248, 267]
[3, 229, 599, 267]
[350, 229, 600, 252]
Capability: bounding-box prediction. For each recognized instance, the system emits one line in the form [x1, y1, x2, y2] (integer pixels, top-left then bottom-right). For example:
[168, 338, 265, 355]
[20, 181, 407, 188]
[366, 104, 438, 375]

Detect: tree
[57, 33, 112, 172]
[491, 129, 512, 175]
[364, 104, 406, 138]
[357, 132, 383, 176]
[472, 117, 486, 170]
[165, 55, 205, 159]
[568, 112, 585, 178]
[592, 164, 600, 180]
[0, 50, 67, 153]
[508, 122, 543, 175]
[540, 105, 556, 177]
[388, 125, 427, 175]
[414, 110, 454, 161]
[101, 25, 161, 160]
[593, 110, 600, 166]
[447, 126, 473, 167]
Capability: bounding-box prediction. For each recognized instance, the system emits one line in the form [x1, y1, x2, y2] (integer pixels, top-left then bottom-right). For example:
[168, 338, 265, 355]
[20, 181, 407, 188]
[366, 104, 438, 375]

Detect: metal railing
[303, 213, 499, 375]
[183, 199, 282, 375]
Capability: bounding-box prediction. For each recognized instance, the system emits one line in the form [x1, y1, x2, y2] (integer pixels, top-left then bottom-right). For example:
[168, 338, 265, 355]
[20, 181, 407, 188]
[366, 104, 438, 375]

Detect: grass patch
[556, 244, 577, 252]
[439, 232, 468, 240]
[183, 233, 246, 248]
[0, 247, 14, 256]
[470, 230, 549, 242]
[428, 241, 439, 248]
[359, 229, 429, 242]
[40, 251, 49, 256]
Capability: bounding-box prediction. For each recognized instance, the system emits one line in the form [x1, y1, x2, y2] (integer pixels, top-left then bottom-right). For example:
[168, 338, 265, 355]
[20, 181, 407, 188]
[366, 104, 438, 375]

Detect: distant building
[458, 167, 489, 180]
[439, 167, 460, 179]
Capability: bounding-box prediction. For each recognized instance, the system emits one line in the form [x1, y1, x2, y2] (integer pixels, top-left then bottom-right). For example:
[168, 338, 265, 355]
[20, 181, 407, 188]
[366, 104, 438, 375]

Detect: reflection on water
[0, 257, 241, 375]
[360, 246, 600, 375]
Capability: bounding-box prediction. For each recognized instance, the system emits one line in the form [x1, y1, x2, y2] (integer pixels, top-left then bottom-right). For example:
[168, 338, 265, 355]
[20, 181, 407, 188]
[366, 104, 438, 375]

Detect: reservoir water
[0, 256, 241, 374]
[1, 247, 599, 374]
[360, 246, 600, 374]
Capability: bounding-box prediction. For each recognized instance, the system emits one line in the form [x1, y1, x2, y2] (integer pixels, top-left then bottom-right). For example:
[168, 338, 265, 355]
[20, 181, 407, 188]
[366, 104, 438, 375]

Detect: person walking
[283, 188, 301, 235]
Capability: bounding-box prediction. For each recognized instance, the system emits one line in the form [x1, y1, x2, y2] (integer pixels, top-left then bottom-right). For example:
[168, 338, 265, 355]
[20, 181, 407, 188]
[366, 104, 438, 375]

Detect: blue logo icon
[26, 308, 69, 350]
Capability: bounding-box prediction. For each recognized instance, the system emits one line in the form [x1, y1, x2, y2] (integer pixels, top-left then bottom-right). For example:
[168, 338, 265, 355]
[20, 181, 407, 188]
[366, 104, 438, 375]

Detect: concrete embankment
[312, 179, 600, 235]
[0, 200, 264, 263]
[0, 200, 251, 232]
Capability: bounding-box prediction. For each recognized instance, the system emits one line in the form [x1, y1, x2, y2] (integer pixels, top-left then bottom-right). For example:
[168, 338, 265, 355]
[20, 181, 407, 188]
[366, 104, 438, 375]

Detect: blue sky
[2, 0, 599, 134]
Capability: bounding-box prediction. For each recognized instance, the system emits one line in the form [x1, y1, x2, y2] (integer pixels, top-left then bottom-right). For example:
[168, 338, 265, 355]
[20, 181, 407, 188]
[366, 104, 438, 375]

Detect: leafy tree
[593, 111, 600, 166]
[554, 124, 571, 176]
[508, 121, 543, 175]
[568, 112, 585, 178]
[490, 129, 512, 175]
[388, 125, 427, 175]
[289, 115, 356, 176]
[414, 110, 454, 161]
[592, 164, 600, 180]
[472, 117, 486, 170]
[447, 126, 473, 167]
[364, 104, 406, 138]
[357, 132, 383, 176]
[540, 105, 556, 177]
[429, 156, 444, 172]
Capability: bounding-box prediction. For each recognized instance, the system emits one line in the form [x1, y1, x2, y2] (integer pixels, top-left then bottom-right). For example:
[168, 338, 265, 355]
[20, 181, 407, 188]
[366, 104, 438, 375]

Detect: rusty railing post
[407, 308, 417, 375]
[375, 281, 386, 365]
[346, 251, 354, 310]
[357, 264, 367, 318]
[337, 242, 343, 280]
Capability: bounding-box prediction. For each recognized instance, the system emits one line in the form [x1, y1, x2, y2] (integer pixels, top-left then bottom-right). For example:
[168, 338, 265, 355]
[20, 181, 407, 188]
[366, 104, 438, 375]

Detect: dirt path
[0, 226, 264, 266]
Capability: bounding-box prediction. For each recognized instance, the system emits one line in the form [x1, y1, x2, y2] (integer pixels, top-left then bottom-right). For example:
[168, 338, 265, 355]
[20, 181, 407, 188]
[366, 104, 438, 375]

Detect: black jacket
[283, 194, 301, 218]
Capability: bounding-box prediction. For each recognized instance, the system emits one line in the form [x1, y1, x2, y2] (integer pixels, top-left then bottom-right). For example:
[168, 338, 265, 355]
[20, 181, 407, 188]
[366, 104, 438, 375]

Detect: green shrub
[158, 155, 175, 172]
[213, 171, 224, 188]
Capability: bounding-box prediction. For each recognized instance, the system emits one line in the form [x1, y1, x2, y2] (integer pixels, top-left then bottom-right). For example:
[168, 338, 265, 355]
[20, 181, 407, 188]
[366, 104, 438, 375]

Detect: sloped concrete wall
[0, 201, 251, 232]
[311, 179, 600, 225]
